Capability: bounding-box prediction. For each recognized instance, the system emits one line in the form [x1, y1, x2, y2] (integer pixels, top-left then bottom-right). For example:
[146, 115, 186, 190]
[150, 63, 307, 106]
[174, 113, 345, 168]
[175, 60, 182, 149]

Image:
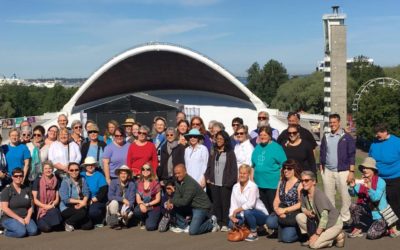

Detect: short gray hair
[301, 171, 316, 181]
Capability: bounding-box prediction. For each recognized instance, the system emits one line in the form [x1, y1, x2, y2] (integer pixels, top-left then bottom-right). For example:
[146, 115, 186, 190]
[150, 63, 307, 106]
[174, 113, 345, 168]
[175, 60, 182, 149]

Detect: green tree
[247, 59, 288, 105]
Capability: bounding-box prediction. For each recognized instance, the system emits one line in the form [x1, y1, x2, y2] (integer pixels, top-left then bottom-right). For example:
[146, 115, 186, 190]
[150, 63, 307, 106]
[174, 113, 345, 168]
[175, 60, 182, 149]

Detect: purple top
[102, 142, 131, 178]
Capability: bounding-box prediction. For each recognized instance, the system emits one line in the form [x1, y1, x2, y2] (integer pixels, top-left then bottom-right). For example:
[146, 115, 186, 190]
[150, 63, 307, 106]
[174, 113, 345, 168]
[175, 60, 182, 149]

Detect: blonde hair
[238, 164, 252, 174]
[138, 163, 157, 182]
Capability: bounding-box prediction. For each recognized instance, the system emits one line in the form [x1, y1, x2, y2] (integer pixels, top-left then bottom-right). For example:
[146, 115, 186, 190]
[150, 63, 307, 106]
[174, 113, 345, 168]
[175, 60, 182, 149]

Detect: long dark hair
[214, 130, 232, 152]
[280, 159, 302, 180]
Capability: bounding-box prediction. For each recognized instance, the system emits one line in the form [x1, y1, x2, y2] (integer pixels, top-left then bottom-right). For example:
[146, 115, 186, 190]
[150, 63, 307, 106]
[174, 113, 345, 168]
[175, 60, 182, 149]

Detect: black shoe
[266, 230, 278, 239]
[342, 220, 352, 230]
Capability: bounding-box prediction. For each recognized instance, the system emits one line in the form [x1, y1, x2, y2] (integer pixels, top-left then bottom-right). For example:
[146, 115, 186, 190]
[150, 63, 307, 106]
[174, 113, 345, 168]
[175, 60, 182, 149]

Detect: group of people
[0, 111, 400, 249]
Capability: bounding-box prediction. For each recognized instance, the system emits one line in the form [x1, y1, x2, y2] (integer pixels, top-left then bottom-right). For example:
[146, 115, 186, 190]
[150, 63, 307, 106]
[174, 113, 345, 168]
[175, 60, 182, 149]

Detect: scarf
[357, 175, 378, 205]
[37, 175, 58, 219]
[167, 141, 178, 176]
[29, 145, 42, 181]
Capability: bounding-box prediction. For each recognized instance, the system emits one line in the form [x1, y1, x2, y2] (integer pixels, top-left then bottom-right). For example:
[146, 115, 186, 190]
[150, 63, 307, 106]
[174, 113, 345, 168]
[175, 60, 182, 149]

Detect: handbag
[306, 217, 318, 237]
[380, 204, 399, 227]
[277, 204, 300, 226]
[227, 224, 250, 242]
[158, 212, 171, 232]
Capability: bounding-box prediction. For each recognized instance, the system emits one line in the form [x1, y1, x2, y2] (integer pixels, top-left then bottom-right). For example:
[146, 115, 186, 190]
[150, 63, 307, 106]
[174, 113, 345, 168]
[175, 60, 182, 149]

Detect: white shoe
[183, 226, 190, 233]
[220, 226, 229, 232]
[65, 223, 75, 232]
[170, 226, 185, 233]
[211, 215, 220, 232]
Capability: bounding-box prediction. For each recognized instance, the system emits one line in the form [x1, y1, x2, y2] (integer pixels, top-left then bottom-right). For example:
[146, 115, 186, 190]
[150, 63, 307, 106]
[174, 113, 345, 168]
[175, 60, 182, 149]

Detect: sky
[1, 0, 399, 78]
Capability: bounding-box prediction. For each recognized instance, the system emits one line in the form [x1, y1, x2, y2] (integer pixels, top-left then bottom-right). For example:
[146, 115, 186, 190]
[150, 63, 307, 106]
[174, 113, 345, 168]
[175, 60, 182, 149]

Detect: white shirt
[48, 141, 81, 167]
[184, 144, 209, 184]
[234, 139, 254, 168]
[229, 180, 269, 217]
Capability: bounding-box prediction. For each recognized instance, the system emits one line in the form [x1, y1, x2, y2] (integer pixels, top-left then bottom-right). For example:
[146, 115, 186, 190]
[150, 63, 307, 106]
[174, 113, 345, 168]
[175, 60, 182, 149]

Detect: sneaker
[348, 228, 363, 238]
[220, 226, 229, 232]
[263, 224, 275, 236]
[389, 229, 400, 238]
[211, 215, 220, 232]
[65, 223, 75, 232]
[183, 226, 190, 233]
[0, 230, 3, 235]
[170, 226, 185, 233]
[335, 232, 345, 248]
[95, 223, 104, 228]
[301, 241, 310, 247]
[245, 233, 258, 242]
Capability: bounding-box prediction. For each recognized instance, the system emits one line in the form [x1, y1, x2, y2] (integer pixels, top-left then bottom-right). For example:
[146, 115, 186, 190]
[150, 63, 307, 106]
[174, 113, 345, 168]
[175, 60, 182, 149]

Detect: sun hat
[115, 165, 132, 176]
[184, 128, 204, 139]
[358, 157, 378, 173]
[122, 118, 135, 126]
[81, 156, 98, 167]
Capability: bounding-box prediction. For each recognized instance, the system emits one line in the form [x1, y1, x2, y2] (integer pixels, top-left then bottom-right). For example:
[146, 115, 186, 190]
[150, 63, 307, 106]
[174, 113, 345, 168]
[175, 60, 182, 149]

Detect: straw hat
[81, 156, 98, 167]
[115, 165, 132, 176]
[122, 118, 135, 126]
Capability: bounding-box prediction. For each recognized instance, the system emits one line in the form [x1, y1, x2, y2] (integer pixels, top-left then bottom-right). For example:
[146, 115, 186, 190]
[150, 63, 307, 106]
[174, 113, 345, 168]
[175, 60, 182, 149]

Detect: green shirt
[172, 175, 211, 210]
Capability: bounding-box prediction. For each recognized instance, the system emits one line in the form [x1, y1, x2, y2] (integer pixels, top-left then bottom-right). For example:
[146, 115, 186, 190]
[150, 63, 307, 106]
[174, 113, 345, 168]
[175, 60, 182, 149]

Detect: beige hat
[358, 157, 378, 173]
[122, 118, 135, 126]
[82, 156, 97, 166]
[115, 165, 132, 176]
[86, 124, 99, 132]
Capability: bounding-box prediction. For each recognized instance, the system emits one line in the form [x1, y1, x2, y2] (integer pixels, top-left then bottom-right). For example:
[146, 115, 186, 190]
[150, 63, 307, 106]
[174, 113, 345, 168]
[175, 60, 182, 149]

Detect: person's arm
[272, 182, 282, 215]
[71, 143, 82, 164]
[23, 158, 29, 183]
[94, 185, 108, 203]
[148, 191, 161, 207]
[151, 144, 159, 173]
[199, 147, 209, 187]
[127, 181, 136, 207]
[108, 181, 123, 203]
[368, 178, 385, 202]
[285, 183, 303, 213]
[347, 135, 356, 182]
[1, 201, 25, 224]
[49, 143, 67, 172]
[171, 183, 196, 207]
[32, 190, 52, 209]
[103, 158, 111, 184]
[245, 143, 254, 166]
[24, 205, 34, 224]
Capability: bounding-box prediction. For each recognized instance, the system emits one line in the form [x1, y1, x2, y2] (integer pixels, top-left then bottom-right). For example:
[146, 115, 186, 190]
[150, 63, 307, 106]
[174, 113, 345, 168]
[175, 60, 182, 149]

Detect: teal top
[251, 141, 287, 189]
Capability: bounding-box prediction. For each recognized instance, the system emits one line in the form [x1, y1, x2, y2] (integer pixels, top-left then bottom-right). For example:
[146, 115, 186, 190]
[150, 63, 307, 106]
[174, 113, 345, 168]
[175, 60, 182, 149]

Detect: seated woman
[32, 161, 62, 232]
[0, 168, 38, 238]
[59, 162, 93, 232]
[135, 163, 161, 231]
[229, 164, 269, 242]
[80, 157, 108, 227]
[348, 157, 400, 239]
[266, 159, 302, 243]
[296, 171, 345, 249]
[107, 165, 136, 229]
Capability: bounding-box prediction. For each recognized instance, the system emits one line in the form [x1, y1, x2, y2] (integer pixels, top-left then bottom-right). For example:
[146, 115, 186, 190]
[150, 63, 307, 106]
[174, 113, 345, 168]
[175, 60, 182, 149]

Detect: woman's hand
[139, 203, 148, 213]
[122, 198, 130, 207]
[17, 217, 25, 225]
[349, 178, 356, 187]
[304, 209, 315, 218]
[23, 217, 30, 225]
[230, 216, 239, 224]
[309, 234, 319, 245]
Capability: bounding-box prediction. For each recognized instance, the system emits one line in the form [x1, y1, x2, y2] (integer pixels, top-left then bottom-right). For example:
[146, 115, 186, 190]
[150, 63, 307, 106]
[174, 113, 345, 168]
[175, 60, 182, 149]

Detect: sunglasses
[284, 167, 294, 171]
[114, 134, 124, 138]
[191, 123, 201, 126]
[235, 132, 245, 136]
[138, 131, 147, 135]
[141, 168, 151, 171]
[22, 134, 31, 137]
[232, 123, 240, 127]
[166, 134, 175, 137]
[301, 179, 312, 183]
[88, 131, 98, 134]
[189, 135, 199, 139]
[74, 126, 82, 129]
[288, 132, 298, 136]
[258, 116, 267, 121]
[69, 169, 80, 172]
[33, 133, 42, 137]
[13, 174, 24, 178]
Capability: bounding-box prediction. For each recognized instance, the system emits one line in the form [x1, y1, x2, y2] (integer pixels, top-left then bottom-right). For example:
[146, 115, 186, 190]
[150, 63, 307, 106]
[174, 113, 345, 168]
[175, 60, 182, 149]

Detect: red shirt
[127, 142, 158, 176]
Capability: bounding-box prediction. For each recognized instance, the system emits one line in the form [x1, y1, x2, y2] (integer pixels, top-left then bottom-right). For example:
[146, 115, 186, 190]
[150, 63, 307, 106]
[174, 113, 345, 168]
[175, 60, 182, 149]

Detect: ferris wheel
[352, 77, 400, 113]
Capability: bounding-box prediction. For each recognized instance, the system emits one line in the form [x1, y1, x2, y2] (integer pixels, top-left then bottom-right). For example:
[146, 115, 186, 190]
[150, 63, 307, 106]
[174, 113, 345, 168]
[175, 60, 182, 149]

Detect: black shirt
[283, 140, 316, 173]
[278, 126, 317, 149]
[0, 184, 32, 219]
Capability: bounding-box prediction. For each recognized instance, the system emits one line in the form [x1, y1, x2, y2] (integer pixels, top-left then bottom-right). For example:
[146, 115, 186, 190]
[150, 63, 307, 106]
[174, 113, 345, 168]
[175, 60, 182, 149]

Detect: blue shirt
[369, 135, 400, 179]
[87, 144, 104, 168]
[80, 171, 107, 198]
[325, 131, 342, 171]
[2, 144, 31, 175]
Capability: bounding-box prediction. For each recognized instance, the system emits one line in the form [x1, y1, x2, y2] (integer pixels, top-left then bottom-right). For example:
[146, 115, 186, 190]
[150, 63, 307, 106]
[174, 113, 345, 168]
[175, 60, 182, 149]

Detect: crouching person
[32, 161, 62, 232]
[166, 164, 219, 235]
[107, 165, 136, 230]
[0, 168, 38, 238]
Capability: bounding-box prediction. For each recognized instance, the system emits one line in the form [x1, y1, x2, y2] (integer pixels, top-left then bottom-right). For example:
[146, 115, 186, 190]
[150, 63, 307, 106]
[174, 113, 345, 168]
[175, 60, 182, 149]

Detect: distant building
[316, 57, 374, 72]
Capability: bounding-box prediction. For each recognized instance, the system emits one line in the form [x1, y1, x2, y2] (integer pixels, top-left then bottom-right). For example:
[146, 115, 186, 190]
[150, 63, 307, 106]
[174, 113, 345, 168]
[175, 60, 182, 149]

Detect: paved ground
[2, 226, 400, 250]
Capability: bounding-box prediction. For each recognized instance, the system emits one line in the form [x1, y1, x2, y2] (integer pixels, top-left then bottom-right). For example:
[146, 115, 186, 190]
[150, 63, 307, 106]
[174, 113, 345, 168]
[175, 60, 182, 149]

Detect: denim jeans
[266, 213, 299, 243]
[134, 206, 161, 231]
[2, 218, 38, 238]
[175, 207, 213, 235]
[89, 202, 106, 225]
[228, 209, 268, 232]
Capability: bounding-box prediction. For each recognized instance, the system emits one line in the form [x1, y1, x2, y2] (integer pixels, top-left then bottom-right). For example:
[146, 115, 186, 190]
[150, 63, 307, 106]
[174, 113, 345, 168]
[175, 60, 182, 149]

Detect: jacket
[59, 177, 90, 212]
[172, 174, 211, 210]
[320, 130, 355, 172]
[108, 178, 136, 207]
[205, 149, 237, 188]
[157, 141, 185, 181]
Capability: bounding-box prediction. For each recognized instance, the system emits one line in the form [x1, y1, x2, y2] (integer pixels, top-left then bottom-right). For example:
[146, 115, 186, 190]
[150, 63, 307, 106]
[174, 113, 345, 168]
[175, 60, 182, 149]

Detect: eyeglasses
[284, 167, 294, 171]
[301, 179, 312, 183]
[288, 132, 298, 136]
[138, 131, 147, 135]
[232, 123, 240, 127]
[166, 134, 175, 137]
[33, 133, 42, 137]
[235, 132, 245, 136]
[22, 134, 31, 137]
[114, 134, 124, 138]
[191, 123, 201, 126]
[69, 169, 80, 172]
[141, 168, 151, 171]
[88, 131, 98, 134]
[74, 126, 82, 129]
[258, 116, 267, 121]
[48, 129, 58, 133]
[12, 174, 24, 178]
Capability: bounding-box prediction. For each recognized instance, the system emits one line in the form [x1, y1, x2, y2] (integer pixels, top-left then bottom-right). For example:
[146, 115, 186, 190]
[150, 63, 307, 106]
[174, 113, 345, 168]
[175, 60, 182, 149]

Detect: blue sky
[1, 0, 399, 78]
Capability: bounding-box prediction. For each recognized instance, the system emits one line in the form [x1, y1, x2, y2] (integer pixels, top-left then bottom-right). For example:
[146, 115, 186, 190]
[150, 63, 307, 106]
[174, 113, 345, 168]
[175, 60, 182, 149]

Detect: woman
[158, 127, 185, 184]
[84, 119, 96, 142]
[102, 127, 131, 185]
[127, 125, 158, 177]
[1, 128, 30, 183]
[266, 160, 302, 243]
[26, 125, 47, 182]
[152, 116, 167, 160]
[44, 125, 58, 146]
[80, 157, 108, 227]
[59, 162, 93, 231]
[48, 128, 81, 177]
[296, 171, 344, 249]
[0, 168, 38, 238]
[32, 161, 62, 232]
[281, 125, 316, 174]
[71, 120, 84, 148]
[234, 125, 254, 169]
[130, 122, 141, 143]
[81, 123, 106, 169]
[107, 165, 136, 229]
[184, 129, 209, 187]
[190, 116, 212, 151]
[20, 126, 32, 144]
[251, 126, 287, 213]
[134, 163, 161, 231]
[205, 130, 237, 232]
[101, 120, 119, 145]
[229, 164, 269, 242]
[348, 157, 400, 239]
[176, 119, 189, 145]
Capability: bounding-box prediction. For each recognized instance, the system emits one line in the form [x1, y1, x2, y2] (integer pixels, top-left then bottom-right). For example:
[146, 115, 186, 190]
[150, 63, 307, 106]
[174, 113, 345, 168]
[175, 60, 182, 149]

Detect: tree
[247, 59, 288, 105]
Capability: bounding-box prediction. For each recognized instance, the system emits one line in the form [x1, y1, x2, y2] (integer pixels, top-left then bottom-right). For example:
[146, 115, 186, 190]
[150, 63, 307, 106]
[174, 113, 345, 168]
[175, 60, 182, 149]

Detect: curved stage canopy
[62, 43, 266, 114]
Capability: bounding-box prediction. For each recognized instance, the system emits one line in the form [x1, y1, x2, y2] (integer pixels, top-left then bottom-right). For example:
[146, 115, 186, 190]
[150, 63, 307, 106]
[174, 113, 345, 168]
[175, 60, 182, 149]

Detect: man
[320, 114, 355, 225]
[369, 123, 400, 230]
[250, 111, 279, 146]
[166, 164, 219, 235]
[230, 117, 243, 147]
[277, 112, 317, 149]
[57, 114, 69, 130]
[122, 117, 135, 141]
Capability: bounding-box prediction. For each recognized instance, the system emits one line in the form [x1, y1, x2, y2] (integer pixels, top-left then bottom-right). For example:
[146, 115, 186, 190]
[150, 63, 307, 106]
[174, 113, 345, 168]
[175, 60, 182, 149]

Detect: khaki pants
[296, 213, 343, 249]
[320, 168, 351, 222]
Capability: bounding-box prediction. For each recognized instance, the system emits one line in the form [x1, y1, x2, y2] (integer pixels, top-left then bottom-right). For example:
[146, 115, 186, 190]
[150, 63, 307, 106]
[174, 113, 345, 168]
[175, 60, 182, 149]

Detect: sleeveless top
[279, 180, 300, 207]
